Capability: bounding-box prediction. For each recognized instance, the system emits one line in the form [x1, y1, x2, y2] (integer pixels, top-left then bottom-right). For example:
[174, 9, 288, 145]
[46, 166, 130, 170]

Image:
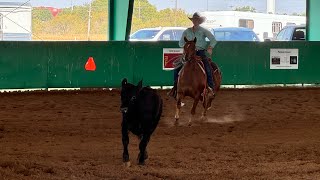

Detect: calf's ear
[122, 78, 127, 86]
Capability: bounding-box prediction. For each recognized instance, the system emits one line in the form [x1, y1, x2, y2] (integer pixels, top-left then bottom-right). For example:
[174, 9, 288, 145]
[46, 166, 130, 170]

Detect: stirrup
[208, 87, 215, 97]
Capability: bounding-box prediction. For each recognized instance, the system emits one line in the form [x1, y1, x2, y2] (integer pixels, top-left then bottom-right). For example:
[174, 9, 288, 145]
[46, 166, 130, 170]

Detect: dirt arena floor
[0, 88, 320, 180]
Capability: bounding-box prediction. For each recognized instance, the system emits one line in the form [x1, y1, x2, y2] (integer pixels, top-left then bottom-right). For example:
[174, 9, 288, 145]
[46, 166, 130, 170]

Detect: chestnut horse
[175, 37, 222, 125]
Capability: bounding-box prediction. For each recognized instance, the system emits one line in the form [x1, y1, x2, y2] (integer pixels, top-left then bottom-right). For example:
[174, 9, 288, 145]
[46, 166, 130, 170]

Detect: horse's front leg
[121, 120, 130, 167]
[190, 96, 200, 126]
[138, 134, 150, 165]
[175, 93, 184, 125]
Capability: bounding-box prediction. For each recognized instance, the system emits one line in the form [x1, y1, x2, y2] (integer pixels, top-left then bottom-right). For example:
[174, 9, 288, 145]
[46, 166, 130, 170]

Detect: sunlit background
[0, 0, 306, 41]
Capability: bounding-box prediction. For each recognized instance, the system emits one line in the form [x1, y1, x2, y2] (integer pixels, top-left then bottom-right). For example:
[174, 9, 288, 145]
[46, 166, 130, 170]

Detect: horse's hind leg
[189, 97, 199, 126]
[201, 96, 208, 121]
[207, 95, 216, 110]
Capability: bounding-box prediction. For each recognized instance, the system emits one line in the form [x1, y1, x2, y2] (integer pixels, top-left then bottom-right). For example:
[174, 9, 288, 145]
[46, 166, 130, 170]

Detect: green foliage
[32, 8, 52, 21]
[131, 8, 191, 33]
[292, 12, 306, 16]
[131, 0, 191, 33]
[32, 0, 189, 40]
[234, 6, 256, 12]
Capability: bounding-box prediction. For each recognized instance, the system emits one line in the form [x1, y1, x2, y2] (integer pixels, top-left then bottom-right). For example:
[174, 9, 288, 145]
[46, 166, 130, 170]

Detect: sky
[5, 0, 306, 14]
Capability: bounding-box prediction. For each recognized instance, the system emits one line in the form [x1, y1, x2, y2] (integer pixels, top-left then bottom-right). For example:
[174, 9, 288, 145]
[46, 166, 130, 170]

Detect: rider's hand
[207, 47, 213, 56]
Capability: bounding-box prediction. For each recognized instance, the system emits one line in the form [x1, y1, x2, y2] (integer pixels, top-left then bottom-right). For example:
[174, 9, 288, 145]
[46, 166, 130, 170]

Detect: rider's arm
[204, 28, 217, 49]
[203, 28, 216, 55]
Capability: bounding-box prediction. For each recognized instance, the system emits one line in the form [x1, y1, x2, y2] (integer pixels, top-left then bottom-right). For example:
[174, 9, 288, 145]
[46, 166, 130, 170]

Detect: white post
[138, 0, 141, 19]
[71, 0, 74, 11]
[87, 0, 92, 40]
[0, 14, 3, 40]
[267, 0, 276, 14]
[174, 0, 178, 26]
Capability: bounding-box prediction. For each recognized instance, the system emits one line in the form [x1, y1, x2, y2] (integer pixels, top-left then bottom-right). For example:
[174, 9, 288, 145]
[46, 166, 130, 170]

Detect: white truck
[0, 2, 32, 41]
[201, 11, 306, 41]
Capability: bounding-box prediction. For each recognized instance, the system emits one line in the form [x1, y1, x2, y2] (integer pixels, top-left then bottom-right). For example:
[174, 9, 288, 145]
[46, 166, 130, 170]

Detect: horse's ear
[137, 80, 143, 89]
[184, 36, 188, 42]
[122, 78, 127, 86]
[194, 37, 197, 43]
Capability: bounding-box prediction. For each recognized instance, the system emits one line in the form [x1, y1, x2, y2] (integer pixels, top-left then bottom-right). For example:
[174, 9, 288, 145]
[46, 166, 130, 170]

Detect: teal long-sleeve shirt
[179, 26, 217, 50]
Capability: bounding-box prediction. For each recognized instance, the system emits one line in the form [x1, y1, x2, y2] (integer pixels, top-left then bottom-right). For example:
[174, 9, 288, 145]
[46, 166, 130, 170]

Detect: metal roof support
[307, 0, 320, 41]
[108, 0, 134, 40]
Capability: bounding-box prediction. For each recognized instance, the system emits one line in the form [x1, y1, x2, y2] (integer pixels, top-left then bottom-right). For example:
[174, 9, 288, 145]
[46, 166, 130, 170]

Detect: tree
[292, 12, 306, 16]
[32, 8, 53, 21]
[131, 0, 190, 33]
[234, 6, 256, 12]
[133, 0, 157, 21]
[32, 0, 190, 40]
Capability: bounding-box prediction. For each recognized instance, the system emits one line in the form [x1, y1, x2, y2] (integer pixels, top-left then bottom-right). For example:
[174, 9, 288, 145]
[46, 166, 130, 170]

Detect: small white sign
[270, 49, 299, 69]
[163, 48, 183, 70]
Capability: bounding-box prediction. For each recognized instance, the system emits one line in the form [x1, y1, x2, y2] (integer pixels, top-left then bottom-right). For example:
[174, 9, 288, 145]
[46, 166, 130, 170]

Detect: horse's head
[120, 78, 142, 113]
[183, 37, 197, 61]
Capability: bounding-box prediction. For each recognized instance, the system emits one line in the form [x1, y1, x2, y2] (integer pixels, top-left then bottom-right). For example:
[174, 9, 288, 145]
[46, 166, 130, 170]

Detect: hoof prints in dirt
[0, 160, 55, 176]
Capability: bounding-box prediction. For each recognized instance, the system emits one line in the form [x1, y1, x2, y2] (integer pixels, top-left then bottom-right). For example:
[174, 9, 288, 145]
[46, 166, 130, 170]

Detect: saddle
[193, 56, 217, 79]
[168, 57, 220, 99]
[192, 57, 221, 93]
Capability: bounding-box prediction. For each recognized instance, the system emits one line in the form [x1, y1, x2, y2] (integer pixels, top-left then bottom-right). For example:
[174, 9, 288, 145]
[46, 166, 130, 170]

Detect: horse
[120, 78, 163, 166]
[175, 37, 222, 125]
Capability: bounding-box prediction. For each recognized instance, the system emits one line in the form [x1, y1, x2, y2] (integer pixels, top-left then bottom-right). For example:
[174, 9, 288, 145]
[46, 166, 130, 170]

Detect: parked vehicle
[0, 2, 32, 41]
[129, 27, 186, 41]
[274, 25, 305, 41]
[210, 27, 260, 41]
[201, 11, 305, 41]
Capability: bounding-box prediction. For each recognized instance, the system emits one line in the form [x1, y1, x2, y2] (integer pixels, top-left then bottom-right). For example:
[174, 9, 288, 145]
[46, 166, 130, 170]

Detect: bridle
[184, 42, 196, 61]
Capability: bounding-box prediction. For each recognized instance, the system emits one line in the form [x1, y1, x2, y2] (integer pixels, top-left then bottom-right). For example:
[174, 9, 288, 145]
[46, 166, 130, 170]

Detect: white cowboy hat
[188, 12, 206, 24]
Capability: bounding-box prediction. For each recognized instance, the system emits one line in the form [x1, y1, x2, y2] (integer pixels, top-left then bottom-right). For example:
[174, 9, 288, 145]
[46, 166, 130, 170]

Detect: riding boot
[207, 86, 215, 99]
[167, 81, 177, 99]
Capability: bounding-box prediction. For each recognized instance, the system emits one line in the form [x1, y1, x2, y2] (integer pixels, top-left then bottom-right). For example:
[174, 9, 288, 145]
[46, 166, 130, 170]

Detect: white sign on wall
[163, 48, 183, 70]
[270, 49, 299, 69]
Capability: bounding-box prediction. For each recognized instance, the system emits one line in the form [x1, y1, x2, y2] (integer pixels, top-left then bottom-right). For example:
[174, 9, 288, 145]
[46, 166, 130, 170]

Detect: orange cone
[85, 57, 96, 71]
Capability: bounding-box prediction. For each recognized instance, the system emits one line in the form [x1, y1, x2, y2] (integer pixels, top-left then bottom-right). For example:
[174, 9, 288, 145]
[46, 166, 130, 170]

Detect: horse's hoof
[188, 122, 192, 126]
[137, 153, 147, 165]
[144, 152, 148, 160]
[123, 161, 131, 167]
[138, 161, 145, 166]
[174, 120, 179, 126]
[201, 116, 208, 122]
[181, 102, 185, 107]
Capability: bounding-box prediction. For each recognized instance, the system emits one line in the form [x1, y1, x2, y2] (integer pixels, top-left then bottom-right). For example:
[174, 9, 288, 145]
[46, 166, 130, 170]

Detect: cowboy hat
[188, 12, 206, 24]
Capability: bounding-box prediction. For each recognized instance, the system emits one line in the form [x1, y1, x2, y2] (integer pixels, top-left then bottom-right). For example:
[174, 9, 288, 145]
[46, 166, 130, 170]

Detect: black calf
[120, 78, 163, 165]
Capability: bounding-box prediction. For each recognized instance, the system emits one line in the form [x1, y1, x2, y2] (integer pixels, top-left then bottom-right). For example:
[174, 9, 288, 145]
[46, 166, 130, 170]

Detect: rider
[168, 12, 217, 99]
